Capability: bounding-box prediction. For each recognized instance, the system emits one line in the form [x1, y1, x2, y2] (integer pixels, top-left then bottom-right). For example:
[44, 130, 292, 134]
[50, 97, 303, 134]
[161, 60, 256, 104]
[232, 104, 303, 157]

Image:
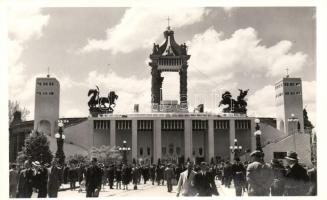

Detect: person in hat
[231, 157, 246, 196]
[85, 157, 103, 197]
[17, 160, 34, 198]
[194, 162, 219, 196]
[9, 163, 19, 198]
[283, 151, 309, 196]
[176, 162, 197, 197]
[47, 159, 63, 198]
[246, 150, 273, 196]
[270, 158, 286, 196]
[32, 161, 49, 198]
[164, 163, 175, 192]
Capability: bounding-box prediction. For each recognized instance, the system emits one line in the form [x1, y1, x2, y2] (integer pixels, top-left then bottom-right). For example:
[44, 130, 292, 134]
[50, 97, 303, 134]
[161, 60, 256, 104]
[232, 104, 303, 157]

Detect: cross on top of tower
[47, 67, 50, 78]
[286, 67, 289, 78]
[167, 16, 171, 30]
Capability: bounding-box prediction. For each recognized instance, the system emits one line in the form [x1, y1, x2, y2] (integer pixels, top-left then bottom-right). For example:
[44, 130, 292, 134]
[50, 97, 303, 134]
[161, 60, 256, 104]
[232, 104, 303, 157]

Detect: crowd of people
[9, 150, 317, 198]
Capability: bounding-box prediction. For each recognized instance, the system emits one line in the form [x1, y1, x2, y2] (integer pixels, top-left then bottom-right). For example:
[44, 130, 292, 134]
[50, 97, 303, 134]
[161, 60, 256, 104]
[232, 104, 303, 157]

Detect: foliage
[8, 100, 30, 124]
[16, 131, 53, 165]
[66, 153, 88, 165]
[303, 108, 314, 130]
[89, 145, 122, 166]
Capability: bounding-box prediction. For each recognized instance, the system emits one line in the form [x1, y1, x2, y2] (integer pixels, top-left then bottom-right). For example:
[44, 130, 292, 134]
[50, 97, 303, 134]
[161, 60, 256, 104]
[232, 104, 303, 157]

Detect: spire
[286, 67, 289, 78]
[167, 16, 171, 30]
[47, 67, 50, 78]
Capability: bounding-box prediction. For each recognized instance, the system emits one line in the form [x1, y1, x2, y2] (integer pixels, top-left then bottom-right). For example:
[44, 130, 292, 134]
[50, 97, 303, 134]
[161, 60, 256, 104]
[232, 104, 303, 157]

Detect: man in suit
[9, 163, 19, 198]
[176, 162, 197, 197]
[284, 151, 310, 196]
[17, 160, 34, 198]
[85, 157, 103, 197]
[32, 161, 48, 198]
[246, 150, 274, 196]
[164, 163, 175, 192]
[194, 162, 219, 196]
[231, 157, 246, 196]
[47, 159, 63, 198]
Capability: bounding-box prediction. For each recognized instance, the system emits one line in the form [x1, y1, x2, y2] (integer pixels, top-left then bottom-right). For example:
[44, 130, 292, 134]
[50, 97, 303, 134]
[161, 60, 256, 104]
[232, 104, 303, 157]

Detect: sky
[7, 7, 316, 125]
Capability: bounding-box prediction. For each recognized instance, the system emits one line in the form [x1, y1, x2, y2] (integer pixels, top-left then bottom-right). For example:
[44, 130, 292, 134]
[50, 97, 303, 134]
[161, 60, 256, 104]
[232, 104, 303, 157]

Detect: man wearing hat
[85, 157, 103, 197]
[246, 150, 273, 196]
[176, 162, 197, 197]
[193, 162, 219, 196]
[284, 151, 309, 196]
[231, 157, 246, 196]
[164, 163, 175, 192]
[17, 160, 34, 198]
[47, 159, 63, 197]
[9, 163, 19, 198]
[32, 161, 48, 198]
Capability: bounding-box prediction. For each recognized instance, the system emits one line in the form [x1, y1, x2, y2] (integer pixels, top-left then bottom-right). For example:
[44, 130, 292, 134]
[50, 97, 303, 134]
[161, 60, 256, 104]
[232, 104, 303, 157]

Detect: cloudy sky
[8, 7, 316, 124]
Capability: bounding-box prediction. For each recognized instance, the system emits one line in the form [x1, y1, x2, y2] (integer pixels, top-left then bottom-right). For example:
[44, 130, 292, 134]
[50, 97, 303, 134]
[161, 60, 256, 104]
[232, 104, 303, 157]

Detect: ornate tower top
[149, 25, 190, 112]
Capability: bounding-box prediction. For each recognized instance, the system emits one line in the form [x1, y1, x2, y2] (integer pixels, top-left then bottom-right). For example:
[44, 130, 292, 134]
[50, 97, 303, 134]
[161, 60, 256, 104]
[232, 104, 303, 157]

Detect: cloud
[247, 81, 316, 126]
[8, 7, 50, 120]
[188, 27, 308, 78]
[223, 7, 238, 17]
[80, 7, 209, 54]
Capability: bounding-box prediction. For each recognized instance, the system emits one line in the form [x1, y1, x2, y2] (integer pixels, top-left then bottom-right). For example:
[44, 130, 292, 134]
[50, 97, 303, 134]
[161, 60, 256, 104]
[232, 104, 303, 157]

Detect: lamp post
[119, 140, 131, 164]
[288, 114, 299, 152]
[254, 118, 262, 152]
[230, 138, 242, 160]
[55, 120, 67, 166]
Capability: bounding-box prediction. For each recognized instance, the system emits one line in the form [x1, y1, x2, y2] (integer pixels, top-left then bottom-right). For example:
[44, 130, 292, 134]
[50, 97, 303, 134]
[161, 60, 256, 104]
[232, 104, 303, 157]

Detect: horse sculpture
[219, 89, 249, 114]
[87, 86, 118, 116]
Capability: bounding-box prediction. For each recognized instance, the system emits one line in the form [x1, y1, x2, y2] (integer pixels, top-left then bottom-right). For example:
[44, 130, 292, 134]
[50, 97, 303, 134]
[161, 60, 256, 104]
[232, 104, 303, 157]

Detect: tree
[303, 108, 314, 130]
[66, 154, 88, 165]
[16, 131, 53, 165]
[8, 100, 30, 124]
[89, 145, 122, 166]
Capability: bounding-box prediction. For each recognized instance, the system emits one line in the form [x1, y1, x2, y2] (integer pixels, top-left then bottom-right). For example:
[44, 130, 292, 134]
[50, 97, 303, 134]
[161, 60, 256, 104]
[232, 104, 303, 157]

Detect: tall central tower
[149, 25, 190, 112]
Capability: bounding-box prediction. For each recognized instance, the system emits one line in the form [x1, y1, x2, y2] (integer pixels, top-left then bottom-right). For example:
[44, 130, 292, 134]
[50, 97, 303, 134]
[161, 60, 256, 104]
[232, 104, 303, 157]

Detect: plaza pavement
[32, 180, 247, 197]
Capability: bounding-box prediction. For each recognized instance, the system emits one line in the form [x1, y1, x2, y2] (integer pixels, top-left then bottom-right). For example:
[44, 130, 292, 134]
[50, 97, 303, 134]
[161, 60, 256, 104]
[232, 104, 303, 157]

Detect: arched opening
[38, 120, 51, 136]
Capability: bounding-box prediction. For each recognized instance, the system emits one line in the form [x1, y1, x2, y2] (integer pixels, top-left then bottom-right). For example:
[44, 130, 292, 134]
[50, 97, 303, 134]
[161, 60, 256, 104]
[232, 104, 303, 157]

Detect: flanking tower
[34, 73, 60, 137]
[149, 25, 190, 112]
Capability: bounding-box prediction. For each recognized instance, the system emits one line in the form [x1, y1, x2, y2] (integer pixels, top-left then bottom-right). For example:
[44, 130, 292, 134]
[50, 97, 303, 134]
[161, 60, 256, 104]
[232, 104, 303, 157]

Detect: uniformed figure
[283, 151, 309, 196]
[150, 164, 156, 185]
[47, 159, 63, 198]
[17, 160, 34, 198]
[164, 163, 175, 192]
[115, 165, 122, 189]
[194, 162, 219, 196]
[85, 158, 103, 197]
[176, 162, 197, 197]
[223, 161, 232, 188]
[246, 150, 273, 196]
[68, 163, 78, 191]
[231, 157, 246, 196]
[270, 159, 286, 196]
[121, 164, 130, 190]
[9, 163, 19, 198]
[107, 165, 115, 189]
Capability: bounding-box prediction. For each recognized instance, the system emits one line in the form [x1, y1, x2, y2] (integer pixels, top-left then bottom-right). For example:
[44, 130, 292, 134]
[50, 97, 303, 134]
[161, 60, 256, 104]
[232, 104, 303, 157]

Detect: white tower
[34, 73, 60, 137]
[275, 75, 304, 135]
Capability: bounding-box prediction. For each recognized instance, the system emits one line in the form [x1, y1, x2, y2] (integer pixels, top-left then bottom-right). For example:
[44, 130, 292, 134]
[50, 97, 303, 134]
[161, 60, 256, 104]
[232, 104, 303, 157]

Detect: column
[208, 119, 214, 162]
[229, 119, 236, 162]
[132, 120, 138, 160]
[110, 120, 116, 147]
[153, 120, 162, 163]
[250, 118, 256, 151]
[184, 119, 192, 161]
[179, 66, 188, 109]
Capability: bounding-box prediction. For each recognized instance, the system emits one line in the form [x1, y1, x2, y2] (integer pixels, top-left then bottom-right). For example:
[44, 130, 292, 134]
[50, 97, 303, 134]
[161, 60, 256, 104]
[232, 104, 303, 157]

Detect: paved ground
[32, 180, 248, 197]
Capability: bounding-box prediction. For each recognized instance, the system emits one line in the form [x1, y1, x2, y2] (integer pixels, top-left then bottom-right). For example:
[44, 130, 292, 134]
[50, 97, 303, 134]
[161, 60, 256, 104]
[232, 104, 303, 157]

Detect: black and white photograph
[2, 0, 326, 198]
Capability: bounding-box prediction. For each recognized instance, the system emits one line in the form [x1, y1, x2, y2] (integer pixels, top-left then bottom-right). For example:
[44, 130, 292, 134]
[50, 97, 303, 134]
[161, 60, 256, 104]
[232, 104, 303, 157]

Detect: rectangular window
[285, 92, 289, 95]
[36, 92, 41, 95]
[296, 83, 301, 86]
[42, 92, 48, 95]
[49, 92, 54, 95]
[290, 83, 294, 86]
[291, 92, 295, 95]
[284, 83, 289, 86]
[37, 82, 42, 86]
